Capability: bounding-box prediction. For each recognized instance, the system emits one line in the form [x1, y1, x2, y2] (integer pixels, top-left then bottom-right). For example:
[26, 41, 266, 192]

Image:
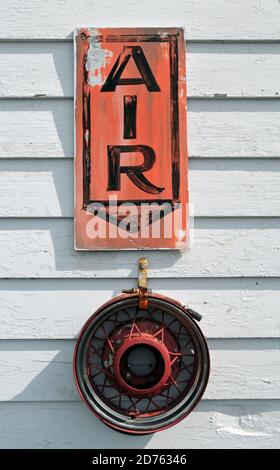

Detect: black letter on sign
[101, 46, 160, 92]
[107, 145, 164, 194]
[123, 95, 137, 139]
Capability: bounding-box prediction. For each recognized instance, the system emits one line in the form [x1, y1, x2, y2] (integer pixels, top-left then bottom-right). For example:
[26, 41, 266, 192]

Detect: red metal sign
[75, 28, 188, 250]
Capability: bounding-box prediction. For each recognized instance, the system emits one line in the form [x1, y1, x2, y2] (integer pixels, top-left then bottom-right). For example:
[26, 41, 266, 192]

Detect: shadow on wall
[0, 218, 184, 277]
[12, 348, 152, 449]
[9, 352, 280, 449]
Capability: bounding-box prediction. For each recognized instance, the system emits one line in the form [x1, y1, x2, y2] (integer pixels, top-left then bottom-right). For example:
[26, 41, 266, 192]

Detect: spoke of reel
[128, 397, 142, 411]
[176, 379, 191, 384]
[101, 376, 107, 394]
[127, 396, 141, 415]
[181, 338, 192, 353]
[107, 336, 115, 353]
[128, 321, 142, 338]
[133, 306, 139, 321]
[105, 313, 118, 327]
[152, 325, 166, 339]
[180, 360, 195, 372]
[141, 307, 157, 322]
[146, 395, 161, 412]
[167, 317, 178, 329]
[122, 309, 133, 321]
[152, 311, 166, 341]
[161, 311, 165, 342]
[90, 335, 104, 341]
[168, 374, 182, 394]
[108, 393, 121, 401]
[170, 355, 180, 367]
[91, 364, 115, 380]
[158, 385, 173, 408]
[88, 345, 104, 360]
[96, 383, 116, 390]
[100, 323, 109, 340]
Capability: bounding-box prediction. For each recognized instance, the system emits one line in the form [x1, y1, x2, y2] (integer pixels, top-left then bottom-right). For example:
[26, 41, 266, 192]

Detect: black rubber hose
[185, 307, 203, 322]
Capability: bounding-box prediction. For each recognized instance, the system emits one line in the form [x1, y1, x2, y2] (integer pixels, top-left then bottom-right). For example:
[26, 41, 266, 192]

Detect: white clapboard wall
[0, 0, 279, 449]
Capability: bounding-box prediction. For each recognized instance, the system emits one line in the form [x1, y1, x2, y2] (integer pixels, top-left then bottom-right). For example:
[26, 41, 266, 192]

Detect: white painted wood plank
[189, 158, 280, 216]
[0, 99, 73, 158]
[0, 339, 278, 401]
[0, 160, 72, 217]
[1, 1, 280, 40]
[189, 99, 280, 157]
[0, 99, 279, 158]
[0, 278, 279, 339]
[187, 43, 280, 98]
[0, 42, 73, 98]
[0, 218, 279, 278]
[1, 159, 279, 217]
[0, 400, 279, 449]
[1, 42, 280, 98]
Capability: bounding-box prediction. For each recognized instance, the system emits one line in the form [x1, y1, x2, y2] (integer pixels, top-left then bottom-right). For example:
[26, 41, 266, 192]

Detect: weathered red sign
[75, 28, 188, 250]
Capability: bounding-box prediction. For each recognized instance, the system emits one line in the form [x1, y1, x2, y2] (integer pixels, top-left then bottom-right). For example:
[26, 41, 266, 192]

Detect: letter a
[101, 46, 160, 92]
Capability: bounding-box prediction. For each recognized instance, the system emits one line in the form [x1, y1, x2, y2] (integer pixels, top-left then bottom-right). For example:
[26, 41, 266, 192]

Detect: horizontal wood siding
[1, 1, 280, 40]
[1, 42, 279, 99]
[0, 278, 279, 339]
[0, 99, 279, 158]
[1, 159, 280, 217]
[0, 218, 279, 277]
[0, 0, 279, 449]
[0, 339, 279, 401]
[0, 401, 279, 449]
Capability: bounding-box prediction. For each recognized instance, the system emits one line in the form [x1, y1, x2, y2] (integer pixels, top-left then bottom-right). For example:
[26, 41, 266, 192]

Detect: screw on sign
[74, 28, 188, 250]
[74, 258, 210, 434]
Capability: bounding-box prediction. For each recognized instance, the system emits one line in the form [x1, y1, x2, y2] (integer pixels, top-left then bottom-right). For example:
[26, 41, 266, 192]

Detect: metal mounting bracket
[137, 257, 149, 310]
[122, 257, 150, 310]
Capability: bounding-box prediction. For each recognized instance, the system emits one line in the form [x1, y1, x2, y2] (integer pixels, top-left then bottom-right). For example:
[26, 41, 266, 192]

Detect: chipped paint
[87, 41, 113, 87]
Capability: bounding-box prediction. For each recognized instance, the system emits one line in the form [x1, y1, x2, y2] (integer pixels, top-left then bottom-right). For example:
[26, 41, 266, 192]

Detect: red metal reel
[102, 319, 180, 398]
[74, 293, 210, 434]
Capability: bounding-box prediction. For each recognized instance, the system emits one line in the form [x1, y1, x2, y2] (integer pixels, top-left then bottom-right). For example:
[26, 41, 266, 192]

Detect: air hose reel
[74, 258, 210, 434]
